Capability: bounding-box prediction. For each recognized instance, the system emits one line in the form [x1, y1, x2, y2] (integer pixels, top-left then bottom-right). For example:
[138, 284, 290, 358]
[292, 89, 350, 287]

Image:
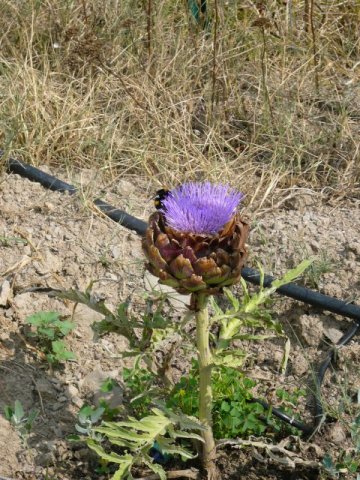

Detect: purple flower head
[161, 182, 244, 235]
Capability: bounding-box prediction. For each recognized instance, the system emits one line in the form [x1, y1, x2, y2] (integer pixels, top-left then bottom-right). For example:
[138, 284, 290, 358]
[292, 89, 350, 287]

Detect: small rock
[110, 245, 122, 260]
[51, 402, 64, 411]
[0, 279, 12, 307]
[33, 250, 62, 275]
[44, 202, 55, 211]
[66, 384, 83, 408]
[0, 332, 10, 341]
[322, 282, 343, 299]
[298, 314, 324, 347]
[291, 352, 308, 376]
[309, 239, 320, 253]
[117, 179, 135, 196]
[105, 272, 117, 280]
[329, 424, 347, 445]
[346, 241, 360, 258]
[324, 327, 343, 344]
[273, 350, 284, 367]
[36, 452, 54, 467]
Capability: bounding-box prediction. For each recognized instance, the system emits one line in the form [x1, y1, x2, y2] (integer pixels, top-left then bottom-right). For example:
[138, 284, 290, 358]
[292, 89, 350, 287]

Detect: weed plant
[4, 400, 38, 447]
[26, 311, 76, 365]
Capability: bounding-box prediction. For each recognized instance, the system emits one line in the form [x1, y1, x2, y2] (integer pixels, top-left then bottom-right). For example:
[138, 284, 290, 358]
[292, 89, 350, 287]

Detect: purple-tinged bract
[160, 182, 244, 235]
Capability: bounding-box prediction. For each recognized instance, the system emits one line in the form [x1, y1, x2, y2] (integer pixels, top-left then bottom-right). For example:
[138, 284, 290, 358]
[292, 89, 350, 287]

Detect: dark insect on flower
[154, 188, 170, 210]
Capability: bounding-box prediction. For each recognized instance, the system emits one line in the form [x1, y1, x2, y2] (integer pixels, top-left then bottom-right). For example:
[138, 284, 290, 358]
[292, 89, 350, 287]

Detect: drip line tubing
[4, 152, 360, 435]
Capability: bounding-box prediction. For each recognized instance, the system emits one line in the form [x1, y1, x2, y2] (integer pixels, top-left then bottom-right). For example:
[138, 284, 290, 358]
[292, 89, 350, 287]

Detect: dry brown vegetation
[0, 0, 359, 204]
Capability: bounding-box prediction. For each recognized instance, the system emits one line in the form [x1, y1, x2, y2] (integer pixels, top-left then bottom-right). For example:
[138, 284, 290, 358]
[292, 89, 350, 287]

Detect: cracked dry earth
[0, 167, 359, 480]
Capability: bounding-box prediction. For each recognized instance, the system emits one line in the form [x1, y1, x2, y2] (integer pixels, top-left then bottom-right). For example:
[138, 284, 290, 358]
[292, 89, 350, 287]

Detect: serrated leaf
[54, 289, 139, 346]
[38, 327, 56, 339]
[171, 430, 203, 442]
[87, 440, 134, 467]
[26, 311, 59, 326]
[239, 277, 251, 303]
[271, 259, 314, 289]
[51, 340, 76, 360]
[143, 457, 166, 480]
[57, 320, 76, 336]
[213, 351, 247, 368]
[156, 438, 196, 459]
[209, 296, 223, 317]
[94, 411, 171, 448]
[231, 333, 275, 341]
[224, 288, 240, 310]
[155, 405, 206, 431]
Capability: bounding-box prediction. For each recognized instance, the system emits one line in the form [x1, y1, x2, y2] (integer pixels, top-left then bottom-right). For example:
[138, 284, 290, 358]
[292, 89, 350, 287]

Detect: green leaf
[156, 438, 196, 460]
[54, 289, 138, 346]
[101, 378, 116, 393]
[75, 425, 90, 434]
[231, 333, 275, 341]
[14, 400, 24, 423]
[143, 457, 166, 480]
[87, 440, 134, 468]
[57, 320, 76, 336]
[171, 429, 203, 442]
[26, 311, 59, 326]
[4, 405, 13, 421]
[213, 350, 247, 368]
[51, 340, 76, 361]
[271, 259, 314, 290]
[280, 337, 291, 375]
[94, 410, 172, 449]
[224, 288, 240, 311]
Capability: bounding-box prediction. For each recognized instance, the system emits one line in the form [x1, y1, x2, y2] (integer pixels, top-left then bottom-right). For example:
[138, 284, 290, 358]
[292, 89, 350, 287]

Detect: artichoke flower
[142, 182, 249, 295]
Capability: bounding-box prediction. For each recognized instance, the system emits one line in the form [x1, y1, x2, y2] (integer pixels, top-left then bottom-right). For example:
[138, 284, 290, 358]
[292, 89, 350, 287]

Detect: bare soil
[0, 168, 359, 479]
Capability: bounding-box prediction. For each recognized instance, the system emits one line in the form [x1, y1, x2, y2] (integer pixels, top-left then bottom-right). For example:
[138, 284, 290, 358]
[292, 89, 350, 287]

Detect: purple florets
[161, 182, 244, 235]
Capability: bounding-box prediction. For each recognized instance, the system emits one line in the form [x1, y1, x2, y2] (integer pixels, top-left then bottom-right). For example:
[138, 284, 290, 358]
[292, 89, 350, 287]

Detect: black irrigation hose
[6, 156, 147, 235]
[4, 153, 360, 435]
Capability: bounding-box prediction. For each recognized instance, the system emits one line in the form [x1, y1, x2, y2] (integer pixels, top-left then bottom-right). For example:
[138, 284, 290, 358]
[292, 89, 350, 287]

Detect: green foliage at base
[26, 311, 76, 365]
[85, 408, 204, 480]
[4, 400, 38, 446]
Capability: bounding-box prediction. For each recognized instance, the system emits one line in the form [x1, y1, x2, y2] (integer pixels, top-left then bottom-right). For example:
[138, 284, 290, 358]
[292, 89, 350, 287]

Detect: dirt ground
[0, 168, 359, 480]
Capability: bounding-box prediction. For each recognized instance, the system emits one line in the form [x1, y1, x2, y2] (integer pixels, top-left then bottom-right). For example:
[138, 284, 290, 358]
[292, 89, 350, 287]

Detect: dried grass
[0, 0, 359, 209]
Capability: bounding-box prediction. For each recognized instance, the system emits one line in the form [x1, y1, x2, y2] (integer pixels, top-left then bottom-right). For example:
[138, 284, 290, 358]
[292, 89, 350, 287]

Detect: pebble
[0, 279, 12, 307]
[323, 327, 344, 344]
[298, 314, 324, 347]
[329, 424, 347, 445]
[110, 245, 122, 259]
[51, 402, 64, 411]
[66, 384, 83, 407]
[36, 452, 54, 467]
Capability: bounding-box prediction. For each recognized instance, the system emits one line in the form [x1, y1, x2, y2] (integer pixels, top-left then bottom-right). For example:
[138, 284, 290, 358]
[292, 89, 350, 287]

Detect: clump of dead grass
[0, 0, 359, 208]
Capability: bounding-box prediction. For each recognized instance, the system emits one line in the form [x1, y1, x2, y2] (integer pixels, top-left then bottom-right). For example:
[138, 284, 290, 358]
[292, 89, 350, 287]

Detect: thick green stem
[194, 293, 218, 479]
